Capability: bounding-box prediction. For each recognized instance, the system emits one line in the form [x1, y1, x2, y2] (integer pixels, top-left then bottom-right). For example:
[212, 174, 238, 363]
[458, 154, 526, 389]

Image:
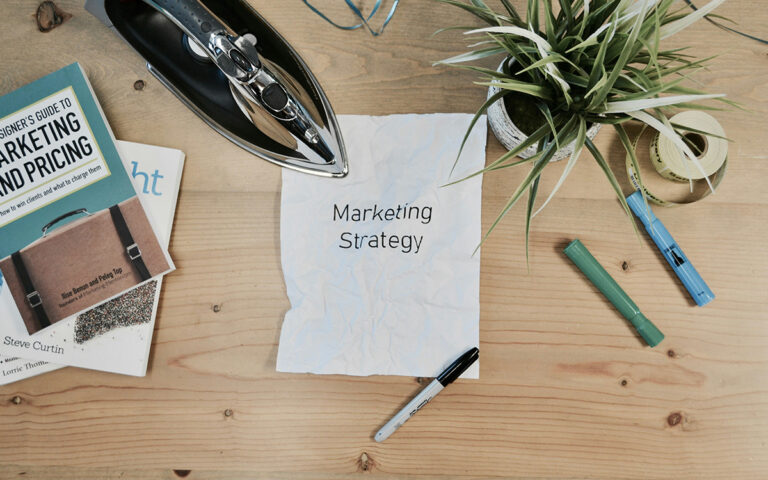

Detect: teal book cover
[0, 63, 174, 336]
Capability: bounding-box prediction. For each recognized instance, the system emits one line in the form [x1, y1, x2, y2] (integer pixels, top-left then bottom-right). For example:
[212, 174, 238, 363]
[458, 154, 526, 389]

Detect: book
[0, 140, 184, 384]
[0, 62, 174, 336]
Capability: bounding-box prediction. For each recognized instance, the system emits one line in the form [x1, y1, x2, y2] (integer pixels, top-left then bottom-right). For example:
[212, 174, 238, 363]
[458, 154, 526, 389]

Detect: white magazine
[0, 140, 184, 383]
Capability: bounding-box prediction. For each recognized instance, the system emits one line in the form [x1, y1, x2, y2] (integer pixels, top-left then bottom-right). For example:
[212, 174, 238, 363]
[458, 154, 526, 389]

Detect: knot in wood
[358, 452, 374, 472]
[621, 261, 630, 271]
[667, 412, 683, 426]
[36, 1, 71, 32]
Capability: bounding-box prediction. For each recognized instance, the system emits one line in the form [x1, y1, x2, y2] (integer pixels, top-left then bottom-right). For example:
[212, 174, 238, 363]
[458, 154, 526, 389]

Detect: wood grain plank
[1, 0, 767, 479]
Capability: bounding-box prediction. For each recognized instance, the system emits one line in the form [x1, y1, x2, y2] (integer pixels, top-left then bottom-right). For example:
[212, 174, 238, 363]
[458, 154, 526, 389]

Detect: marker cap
[626, 191, 715, 307]
[564, 239, 664, 348]
[436, 347, 479, 386]
[625, 191, 656, 229]
[563, 240, 638, 320]
[630, 312, 665, 348]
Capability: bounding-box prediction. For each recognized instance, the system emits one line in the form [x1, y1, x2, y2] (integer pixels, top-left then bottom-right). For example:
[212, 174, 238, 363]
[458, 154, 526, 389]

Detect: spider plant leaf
[527, 0, 540, 31]
[669, 102, 726, 111]
[432, 25, 486, 36]
[465, 26, 551, 51]
[558, 0, 573, 27]
[475, 79, 553, 101]
[474, 137, 559, 255]
[593, 0, 624, 27]
[533, 116, 588, 217]
[614, 122, 646, 204]
[586, 65, 608, 99]
[499, 0, 523, 23]
[451, 64, 513, 77]
[451, 88, 507, 176]
[561, 71, 590, 89]
[670, 122, 732, 142]
[536, 101, 560, 150]
[624, 66, 656, 87]
[638, 37, 659, 71]
[483, 154, 539, 172]
[590, 0, 652, 109]
[617, 73, 648, 92]
[583, 114, 633, 125]
[663, 84, 742, 108]
[543, 0, 557, 45]
[467, 39, 503, 48]
[584, 137, 640, 237]
[525, 163, 542, 268]
[586, 17, 617, 96]
[611, 76, 685, 101]
[618, 0, 654, 17]
[487, 35, 538, 72]
[651, 4, 662, 78]
[664, 85, 718, 96]
[434, 47, 506, 65]
[515, 54, 568, 76]
[566, 22, 612, 52]
[620, 125, 653, 218]
[435, 0, 502, 25]
[470, 0, 507, 26]
[660, 0, 727, 39]
[643, 55, 716, 79]
[518, 52, 587, 78]
[603, 93, 725, 113]
[444, 119, 557, 186]
[656, 109, 700, 189]
[581, 0, 607, 28]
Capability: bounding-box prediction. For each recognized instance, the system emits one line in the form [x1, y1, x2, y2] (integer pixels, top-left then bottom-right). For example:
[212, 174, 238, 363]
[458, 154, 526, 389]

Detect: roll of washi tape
[627, 111, 728, 206]
[651, 111, 727, 182]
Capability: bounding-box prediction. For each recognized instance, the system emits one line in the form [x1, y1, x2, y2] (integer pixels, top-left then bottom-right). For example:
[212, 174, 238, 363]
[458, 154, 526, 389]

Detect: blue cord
[685, 0, 768, 45]
[302, 0, 400, 36]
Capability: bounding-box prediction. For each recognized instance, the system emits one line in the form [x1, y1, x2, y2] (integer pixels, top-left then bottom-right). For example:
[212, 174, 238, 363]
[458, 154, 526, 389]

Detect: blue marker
[626, 191, 714, 306]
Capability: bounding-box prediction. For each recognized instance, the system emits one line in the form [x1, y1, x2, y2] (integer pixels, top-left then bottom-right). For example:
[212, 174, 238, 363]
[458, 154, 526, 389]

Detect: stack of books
[0, 63, 184, 385]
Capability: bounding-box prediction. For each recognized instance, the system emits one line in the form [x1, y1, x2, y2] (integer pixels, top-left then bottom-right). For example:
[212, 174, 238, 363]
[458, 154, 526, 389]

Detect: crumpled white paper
[277, 114, 486, 378]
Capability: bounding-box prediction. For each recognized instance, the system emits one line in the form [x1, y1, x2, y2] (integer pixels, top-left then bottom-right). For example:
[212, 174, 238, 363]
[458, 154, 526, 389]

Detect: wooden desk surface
[1, 1, 767, 479]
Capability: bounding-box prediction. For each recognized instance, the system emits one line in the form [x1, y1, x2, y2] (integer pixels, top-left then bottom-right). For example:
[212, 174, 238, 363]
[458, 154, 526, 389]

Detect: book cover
[0, 63, 174, 335]
[0, 140, 184, 383]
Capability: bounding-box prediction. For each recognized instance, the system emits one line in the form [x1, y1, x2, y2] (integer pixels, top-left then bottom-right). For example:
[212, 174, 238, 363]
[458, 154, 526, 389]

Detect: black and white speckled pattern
[74, 280, 158, 344]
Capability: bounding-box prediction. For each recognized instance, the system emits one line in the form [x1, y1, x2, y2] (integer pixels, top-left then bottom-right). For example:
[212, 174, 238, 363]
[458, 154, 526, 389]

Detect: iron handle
[145, 0, 223, 47]
[143, 0, 260, 80]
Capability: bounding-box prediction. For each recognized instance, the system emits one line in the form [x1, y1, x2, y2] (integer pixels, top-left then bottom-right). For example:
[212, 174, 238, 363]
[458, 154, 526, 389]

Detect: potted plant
[436, 0, 732, 259]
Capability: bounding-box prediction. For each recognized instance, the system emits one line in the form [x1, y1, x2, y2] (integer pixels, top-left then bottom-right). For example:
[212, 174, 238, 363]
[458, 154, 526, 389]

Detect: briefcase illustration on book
[0, 196, 170, 335]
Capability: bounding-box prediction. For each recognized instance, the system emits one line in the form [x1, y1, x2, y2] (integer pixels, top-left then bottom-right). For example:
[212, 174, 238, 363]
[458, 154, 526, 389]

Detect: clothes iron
[85, 0, 348, 177]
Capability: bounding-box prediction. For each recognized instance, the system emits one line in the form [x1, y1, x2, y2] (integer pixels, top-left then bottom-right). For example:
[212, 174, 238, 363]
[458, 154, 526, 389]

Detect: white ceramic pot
[486, 59, 601, 162]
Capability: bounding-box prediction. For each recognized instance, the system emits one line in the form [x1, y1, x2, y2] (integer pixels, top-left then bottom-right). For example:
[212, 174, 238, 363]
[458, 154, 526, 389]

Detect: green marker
[563, 239, 665, 347]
